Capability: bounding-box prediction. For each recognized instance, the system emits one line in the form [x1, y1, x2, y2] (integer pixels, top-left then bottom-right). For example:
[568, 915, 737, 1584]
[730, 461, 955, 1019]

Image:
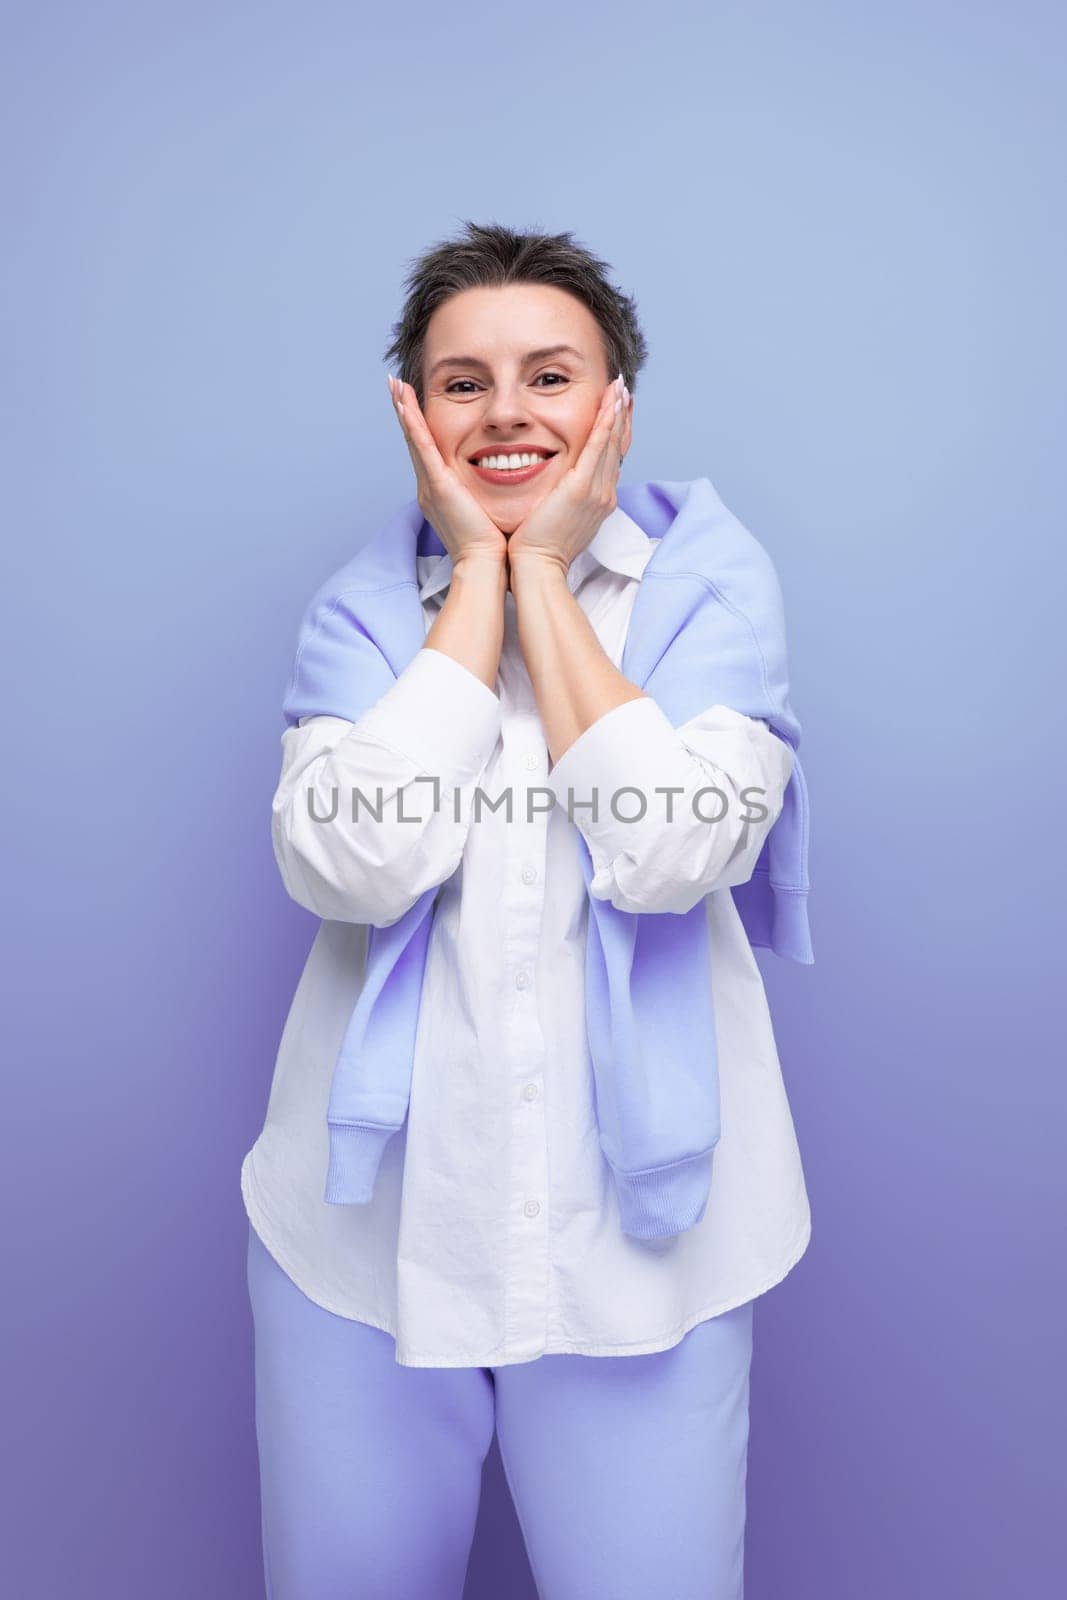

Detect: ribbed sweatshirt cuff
[324, 1121, 398, 1205]
[732, 872, 813, 964]
[610, 1148, 716, 1240]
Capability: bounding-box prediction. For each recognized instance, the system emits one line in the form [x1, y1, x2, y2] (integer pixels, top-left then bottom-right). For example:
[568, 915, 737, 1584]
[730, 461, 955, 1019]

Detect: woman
[241, 220, 813, 1600]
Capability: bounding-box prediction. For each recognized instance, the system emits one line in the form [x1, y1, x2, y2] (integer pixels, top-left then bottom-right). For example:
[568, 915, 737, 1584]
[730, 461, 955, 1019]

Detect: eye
[442, 372, 570, 396]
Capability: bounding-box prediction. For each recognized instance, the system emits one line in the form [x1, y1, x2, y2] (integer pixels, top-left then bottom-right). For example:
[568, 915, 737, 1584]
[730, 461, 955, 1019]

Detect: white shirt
[241, 506, 811, 1367]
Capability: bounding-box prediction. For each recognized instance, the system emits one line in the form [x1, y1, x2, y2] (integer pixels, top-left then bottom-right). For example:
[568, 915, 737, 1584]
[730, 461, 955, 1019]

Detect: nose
[480, 378, 535, 433]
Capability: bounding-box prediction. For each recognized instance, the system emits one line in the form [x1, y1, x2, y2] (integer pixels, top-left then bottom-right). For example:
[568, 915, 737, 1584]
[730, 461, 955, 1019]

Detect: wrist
[451, 550, 508, 587]
[507, 549, 570, 595]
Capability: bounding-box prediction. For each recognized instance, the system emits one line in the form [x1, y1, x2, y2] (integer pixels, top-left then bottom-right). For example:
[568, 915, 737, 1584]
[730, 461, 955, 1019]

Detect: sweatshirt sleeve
[271, 646, 502, 927]
[544, 693, 794, 915]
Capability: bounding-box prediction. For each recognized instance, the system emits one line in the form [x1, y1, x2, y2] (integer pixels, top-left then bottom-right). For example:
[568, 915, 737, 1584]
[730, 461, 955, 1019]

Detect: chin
[473, 492, 542, 537]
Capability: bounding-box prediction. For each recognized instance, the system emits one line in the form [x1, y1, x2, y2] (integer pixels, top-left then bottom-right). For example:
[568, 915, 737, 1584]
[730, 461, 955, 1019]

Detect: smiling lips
[470, 450, 557, 486]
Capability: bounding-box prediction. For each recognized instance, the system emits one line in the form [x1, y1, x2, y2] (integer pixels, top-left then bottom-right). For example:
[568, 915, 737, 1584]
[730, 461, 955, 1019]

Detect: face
[419, 283, 632, 534]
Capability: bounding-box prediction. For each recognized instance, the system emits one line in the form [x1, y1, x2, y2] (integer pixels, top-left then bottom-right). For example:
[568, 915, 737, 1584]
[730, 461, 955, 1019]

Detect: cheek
[426, 424, 456, 458]
[558, 394, 601, 447]
[421, 404, 461, 456]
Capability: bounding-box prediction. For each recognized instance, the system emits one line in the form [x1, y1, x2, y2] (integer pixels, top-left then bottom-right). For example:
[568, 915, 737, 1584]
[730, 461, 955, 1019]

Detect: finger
[573, 377, 623, 490]
[388, 376, 426, 483]
[612, 389, 628, 479]
[603, 380, 628, 492]
[590, 377, 626, 498]
[610, 380, 628, 468]
[392, 379, 449, 487]
[617, 380, 631, 460]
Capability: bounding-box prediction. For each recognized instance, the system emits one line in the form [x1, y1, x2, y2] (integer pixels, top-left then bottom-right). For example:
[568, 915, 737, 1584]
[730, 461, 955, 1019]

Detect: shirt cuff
[545, 695, 679, 844]
[545, 694, 761, 866]
[355, 646, 502, 787]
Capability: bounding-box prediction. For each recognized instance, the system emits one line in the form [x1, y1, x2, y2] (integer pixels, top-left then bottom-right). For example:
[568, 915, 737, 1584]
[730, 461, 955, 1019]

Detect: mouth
[468, 449, 558, 486]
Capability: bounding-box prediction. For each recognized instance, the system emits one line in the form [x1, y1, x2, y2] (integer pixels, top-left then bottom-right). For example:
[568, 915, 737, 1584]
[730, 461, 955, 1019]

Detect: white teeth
[475, 452, 550, 470]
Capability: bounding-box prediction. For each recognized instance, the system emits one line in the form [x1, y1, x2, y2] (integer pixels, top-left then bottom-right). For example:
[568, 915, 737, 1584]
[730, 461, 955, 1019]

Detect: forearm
[272, 648, 503, 926]
[423, 554, 508, 692]
[510, 554, 645, 764]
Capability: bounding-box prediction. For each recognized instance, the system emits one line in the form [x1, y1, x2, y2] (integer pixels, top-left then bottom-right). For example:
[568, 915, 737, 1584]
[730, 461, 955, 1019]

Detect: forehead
[424, 283, 605, 366]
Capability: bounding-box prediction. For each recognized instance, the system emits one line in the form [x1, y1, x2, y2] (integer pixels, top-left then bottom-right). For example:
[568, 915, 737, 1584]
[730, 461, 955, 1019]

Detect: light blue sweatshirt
[280, 476, 813, 1240]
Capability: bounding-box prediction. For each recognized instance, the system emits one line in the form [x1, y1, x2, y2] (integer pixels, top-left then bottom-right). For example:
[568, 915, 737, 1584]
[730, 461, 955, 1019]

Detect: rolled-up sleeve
[271, 647, 502, 927]
[544, 694, 794, 915]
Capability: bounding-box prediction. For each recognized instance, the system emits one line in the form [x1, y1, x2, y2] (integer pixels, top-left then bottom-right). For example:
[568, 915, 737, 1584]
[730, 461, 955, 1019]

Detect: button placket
[498, 712, 551, 1354]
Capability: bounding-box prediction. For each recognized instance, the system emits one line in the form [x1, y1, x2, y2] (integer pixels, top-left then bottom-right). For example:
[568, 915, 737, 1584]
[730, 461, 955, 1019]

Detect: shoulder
[642, 482, 788, 642]
[288, 506, 422, 650]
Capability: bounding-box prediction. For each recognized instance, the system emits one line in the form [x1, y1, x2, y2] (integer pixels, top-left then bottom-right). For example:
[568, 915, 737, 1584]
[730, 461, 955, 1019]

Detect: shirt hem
[241, 1149, 812, 1369]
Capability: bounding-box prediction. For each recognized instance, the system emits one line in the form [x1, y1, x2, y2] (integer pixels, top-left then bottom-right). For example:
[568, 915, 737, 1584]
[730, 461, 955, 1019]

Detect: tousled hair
[382, 219, 648, 409]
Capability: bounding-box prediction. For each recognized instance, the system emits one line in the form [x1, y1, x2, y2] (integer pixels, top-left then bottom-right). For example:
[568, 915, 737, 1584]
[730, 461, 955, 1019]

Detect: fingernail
[614, 397, 622, 413]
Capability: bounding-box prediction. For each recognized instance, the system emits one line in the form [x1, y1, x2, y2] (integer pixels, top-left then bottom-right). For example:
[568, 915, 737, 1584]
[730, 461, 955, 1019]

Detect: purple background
[3, 2, 1064, 1595]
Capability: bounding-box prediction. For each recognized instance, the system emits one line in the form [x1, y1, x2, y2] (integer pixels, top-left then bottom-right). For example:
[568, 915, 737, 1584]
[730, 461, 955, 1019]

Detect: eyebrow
[427, 344, 586, 380]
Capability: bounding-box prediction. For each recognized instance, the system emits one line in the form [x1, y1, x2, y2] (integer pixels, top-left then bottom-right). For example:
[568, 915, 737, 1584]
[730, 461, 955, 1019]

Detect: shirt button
[523, 1199, 541, 1218]
[515, 970, 530, 990]
[522, 1082, 539, 1102]
[522, 751, 540, 771]
[521, 864, 537, 884]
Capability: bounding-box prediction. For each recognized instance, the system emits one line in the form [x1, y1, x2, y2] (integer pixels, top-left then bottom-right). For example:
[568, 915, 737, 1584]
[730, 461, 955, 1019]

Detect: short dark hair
[383, 219, 649, 409]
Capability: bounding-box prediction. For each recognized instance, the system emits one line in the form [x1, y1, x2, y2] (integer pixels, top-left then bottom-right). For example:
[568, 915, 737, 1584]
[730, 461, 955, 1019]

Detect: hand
[388, 376, 507, 571]
[505, 374, 631, 586]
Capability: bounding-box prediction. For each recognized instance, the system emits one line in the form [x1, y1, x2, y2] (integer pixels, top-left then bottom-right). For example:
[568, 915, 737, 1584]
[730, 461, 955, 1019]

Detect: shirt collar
[415, 504, 656, 603]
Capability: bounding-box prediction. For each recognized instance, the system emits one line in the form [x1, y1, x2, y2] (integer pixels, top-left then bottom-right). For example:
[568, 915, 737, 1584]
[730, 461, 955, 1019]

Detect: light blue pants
[246, 1220, 754, 1599]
